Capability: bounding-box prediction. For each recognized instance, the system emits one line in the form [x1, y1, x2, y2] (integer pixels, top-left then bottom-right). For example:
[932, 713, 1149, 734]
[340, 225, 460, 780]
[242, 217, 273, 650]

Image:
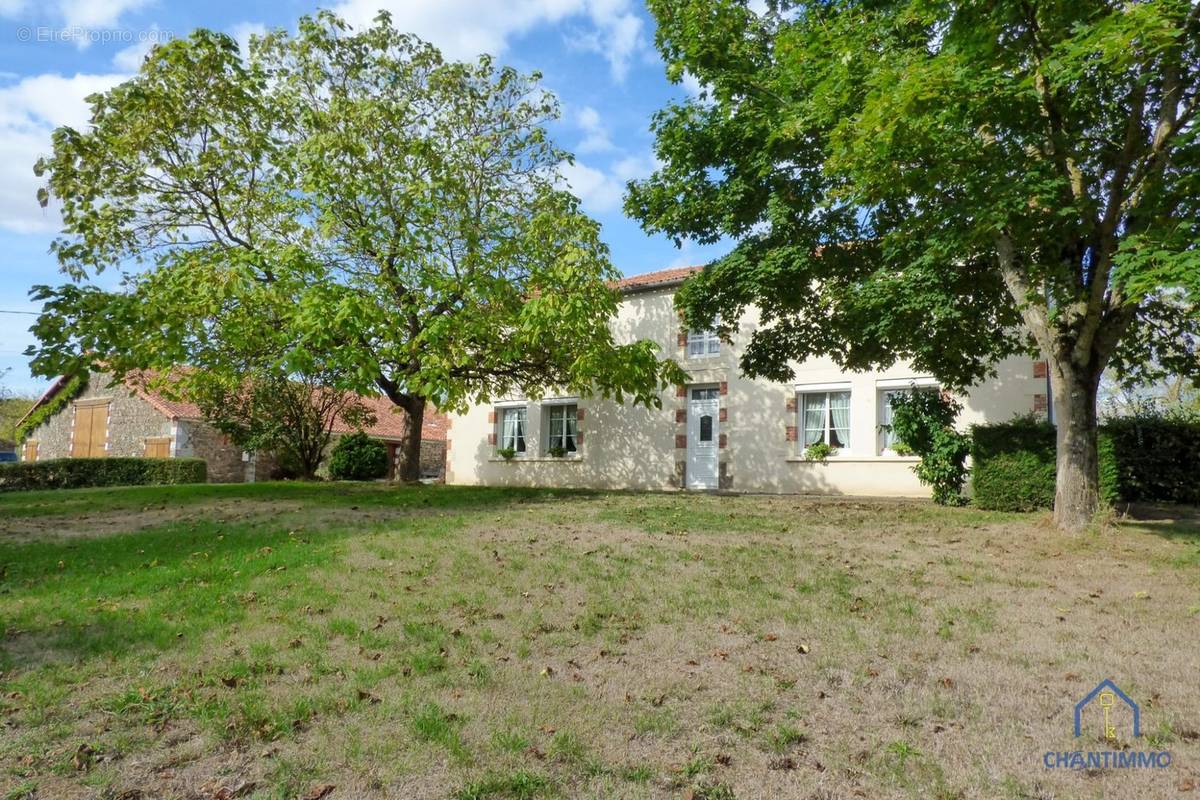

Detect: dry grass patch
[1, 484, 1198, 799]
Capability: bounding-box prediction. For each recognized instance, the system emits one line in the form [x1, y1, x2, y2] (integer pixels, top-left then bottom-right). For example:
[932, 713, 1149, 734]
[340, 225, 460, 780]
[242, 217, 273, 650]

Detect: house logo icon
[1075, 679, 1140, 739]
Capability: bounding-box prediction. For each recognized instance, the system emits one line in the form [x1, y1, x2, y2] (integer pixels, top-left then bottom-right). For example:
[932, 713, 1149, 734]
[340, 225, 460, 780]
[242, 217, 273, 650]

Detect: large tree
[628, 0, 1200, 529]
[30, 12, 681, 480]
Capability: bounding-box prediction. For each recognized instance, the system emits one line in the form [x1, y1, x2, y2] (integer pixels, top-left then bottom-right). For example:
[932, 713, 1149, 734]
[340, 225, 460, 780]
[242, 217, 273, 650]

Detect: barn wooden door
[71, 401, 109, 458]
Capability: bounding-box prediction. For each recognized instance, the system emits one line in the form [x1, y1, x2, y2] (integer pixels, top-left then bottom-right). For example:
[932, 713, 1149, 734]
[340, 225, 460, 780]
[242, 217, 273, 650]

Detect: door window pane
[699, 414, 713, 442]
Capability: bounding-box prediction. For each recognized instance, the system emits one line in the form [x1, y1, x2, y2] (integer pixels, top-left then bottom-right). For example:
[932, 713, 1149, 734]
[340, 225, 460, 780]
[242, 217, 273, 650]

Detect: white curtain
[802, 393, 826, 445]
[829, 391, 851, 448]
[563, 408, 577, 451]
[548, 405, 577, 452]
[502, 408, 526, 452]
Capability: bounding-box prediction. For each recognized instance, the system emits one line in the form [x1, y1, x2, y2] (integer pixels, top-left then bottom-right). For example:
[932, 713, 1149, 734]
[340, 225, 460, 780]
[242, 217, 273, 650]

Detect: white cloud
[0, 0, 154, 31]
[329, 0, 581, 62]
[0, 72, 129, 234]
[329, 0, 645, 81]
[559, 151, 657, 215]
[681, 70, 704, 97]
[611, 153, 658, 182]
[229, 21, 267, 55]
[111, 36, 156, 71]
[56, 0, 152, 29]
[559, 160, 623, 214]
[574, 105, 613, 153]
[569, 0, 644, 82]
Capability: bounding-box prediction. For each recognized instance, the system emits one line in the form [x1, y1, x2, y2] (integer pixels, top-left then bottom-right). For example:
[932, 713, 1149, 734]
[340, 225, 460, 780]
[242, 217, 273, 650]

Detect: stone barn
[17, 370, 446, 482]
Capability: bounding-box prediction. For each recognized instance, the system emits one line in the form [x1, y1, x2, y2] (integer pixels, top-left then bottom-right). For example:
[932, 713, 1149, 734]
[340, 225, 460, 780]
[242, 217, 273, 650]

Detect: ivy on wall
[14, 374, 87, 443]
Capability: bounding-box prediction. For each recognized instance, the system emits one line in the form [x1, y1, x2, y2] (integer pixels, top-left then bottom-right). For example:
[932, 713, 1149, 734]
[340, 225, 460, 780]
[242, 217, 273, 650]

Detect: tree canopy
[629, 0, 1199, 528]
[30, 11, 683, 479]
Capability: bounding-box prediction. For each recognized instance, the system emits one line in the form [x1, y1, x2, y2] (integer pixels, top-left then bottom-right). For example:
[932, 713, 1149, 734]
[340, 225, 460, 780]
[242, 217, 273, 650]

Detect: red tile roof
[615, 265, 703, 292]
[342, 394, 446, 442]
[23, 369, 446, 443]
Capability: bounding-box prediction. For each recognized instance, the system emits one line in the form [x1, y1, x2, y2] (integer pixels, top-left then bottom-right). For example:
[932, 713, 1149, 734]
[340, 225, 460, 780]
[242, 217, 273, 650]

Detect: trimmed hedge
[971, 417, 1200, 510]
[1103, 417, 1200, 504]
[971, 421, 1059, 512]
[0, 457, 207, 492]
[328, 432, 388, 481]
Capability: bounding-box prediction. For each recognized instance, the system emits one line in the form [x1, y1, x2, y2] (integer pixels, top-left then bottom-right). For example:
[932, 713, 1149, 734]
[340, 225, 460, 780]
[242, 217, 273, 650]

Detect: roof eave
[618, 277, 691, 296]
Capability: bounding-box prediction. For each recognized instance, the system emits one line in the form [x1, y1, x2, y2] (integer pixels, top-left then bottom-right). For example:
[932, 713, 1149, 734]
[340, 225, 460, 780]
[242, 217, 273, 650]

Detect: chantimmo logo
[1043, 679, 1172, 770]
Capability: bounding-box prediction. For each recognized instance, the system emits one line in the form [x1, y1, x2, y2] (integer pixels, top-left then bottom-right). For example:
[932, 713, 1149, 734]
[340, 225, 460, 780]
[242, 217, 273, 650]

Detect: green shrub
[803, 441, 836, 462]
[971, 414, 1200, 510]
[1102, 415, 1200, 504]
[887, 390, 970, 505]
[328, 432, 388, 481]
[0, 457, 207, 492]
[970, 421, 1057, 511]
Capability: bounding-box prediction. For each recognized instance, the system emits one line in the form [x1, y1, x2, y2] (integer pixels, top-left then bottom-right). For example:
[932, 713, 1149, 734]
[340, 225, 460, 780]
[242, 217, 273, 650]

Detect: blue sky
[0, 0, 731, 395]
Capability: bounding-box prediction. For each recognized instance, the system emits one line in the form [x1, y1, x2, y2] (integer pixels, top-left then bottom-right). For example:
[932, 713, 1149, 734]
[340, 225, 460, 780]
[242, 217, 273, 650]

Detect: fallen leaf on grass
[301, 785, 335, 800]
[209, 781, 257, 800]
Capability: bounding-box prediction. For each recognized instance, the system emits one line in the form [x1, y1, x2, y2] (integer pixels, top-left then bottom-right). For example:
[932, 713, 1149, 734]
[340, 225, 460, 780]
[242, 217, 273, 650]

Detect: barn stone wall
[420, 439, 445, 479]
[23, 372, 172, 460]
[175, 420, 247, 483]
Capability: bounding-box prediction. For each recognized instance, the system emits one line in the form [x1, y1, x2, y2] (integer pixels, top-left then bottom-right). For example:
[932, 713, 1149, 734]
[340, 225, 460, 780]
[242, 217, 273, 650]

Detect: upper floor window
[545, 404, 577, 454]
[499, 406, 527, 454]
[687, 329, 720, 358]
[799, 390, 851, 449]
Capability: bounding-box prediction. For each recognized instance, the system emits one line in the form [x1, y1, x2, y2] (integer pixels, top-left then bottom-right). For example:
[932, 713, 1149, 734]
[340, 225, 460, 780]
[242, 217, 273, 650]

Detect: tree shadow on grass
[1116, 502, 1200, 543]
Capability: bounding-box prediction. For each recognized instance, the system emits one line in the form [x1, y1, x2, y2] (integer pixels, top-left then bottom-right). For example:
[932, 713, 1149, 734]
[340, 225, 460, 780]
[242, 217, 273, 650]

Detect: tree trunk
[394, 395, 426, 483]
[1050, 361, 1103, 531]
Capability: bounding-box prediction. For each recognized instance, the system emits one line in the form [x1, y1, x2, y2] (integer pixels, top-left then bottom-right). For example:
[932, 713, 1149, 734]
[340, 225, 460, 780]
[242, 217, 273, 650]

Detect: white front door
[687, 387, 719, 489]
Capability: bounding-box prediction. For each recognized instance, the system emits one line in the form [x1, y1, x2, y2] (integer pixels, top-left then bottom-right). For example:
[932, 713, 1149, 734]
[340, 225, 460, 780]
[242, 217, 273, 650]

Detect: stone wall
[24, 371, 172, 460]
[176, 420, 246, 483]
[420, 439, 445, 479]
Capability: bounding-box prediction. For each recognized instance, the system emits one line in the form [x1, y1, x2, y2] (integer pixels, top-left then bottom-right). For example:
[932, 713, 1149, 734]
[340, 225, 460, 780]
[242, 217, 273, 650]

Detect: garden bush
[970, 420, 1058, 511]
[887, 390, 970, 505]
[0, 457, 207, 492]
[1102, 415, 1200, 504]
[328, 432, 388, 481]
[971, 414, 1200, 510]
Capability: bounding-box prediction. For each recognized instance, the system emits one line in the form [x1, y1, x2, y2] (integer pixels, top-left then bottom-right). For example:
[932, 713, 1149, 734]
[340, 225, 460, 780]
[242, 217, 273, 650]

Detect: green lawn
[1, 483, 1198, 799]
